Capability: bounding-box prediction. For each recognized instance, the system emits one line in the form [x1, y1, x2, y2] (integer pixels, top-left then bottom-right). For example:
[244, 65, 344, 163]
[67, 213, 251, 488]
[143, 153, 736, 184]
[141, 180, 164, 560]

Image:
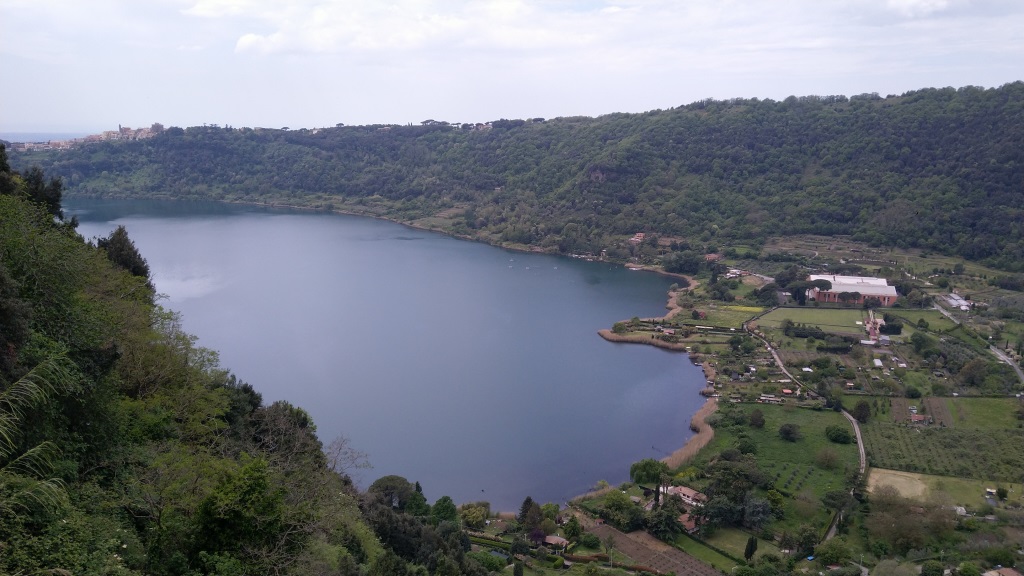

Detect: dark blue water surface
[68, 198, 706, 510]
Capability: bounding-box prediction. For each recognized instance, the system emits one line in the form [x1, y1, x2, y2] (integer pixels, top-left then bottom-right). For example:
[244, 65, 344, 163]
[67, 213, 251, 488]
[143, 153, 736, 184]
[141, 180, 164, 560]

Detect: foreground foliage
[0, 151, 496, 575]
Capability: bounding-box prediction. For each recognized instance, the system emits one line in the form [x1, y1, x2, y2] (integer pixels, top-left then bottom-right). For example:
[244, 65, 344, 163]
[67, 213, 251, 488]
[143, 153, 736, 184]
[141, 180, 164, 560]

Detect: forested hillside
[10, 82, 1024, 270]
[0, 148, 496, 575]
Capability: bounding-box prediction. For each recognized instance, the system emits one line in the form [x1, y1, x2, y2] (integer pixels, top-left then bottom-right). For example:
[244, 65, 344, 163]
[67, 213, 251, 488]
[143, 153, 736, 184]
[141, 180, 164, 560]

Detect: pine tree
[744, 535, 758, 562]
[518, 496, 535, 524]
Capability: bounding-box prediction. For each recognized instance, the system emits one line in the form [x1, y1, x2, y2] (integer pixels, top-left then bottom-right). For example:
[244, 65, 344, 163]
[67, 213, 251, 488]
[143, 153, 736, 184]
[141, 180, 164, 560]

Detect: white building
[808, 275, 898, 307]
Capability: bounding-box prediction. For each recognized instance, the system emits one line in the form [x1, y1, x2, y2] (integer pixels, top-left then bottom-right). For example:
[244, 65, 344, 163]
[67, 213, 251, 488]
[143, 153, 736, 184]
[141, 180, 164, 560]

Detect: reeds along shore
[661, 397, 717, 469]
[590, 282, 717, 490]
[595, 329, 720, 472]
[596, 329, 690, 351]
[569, 397, 718, 506]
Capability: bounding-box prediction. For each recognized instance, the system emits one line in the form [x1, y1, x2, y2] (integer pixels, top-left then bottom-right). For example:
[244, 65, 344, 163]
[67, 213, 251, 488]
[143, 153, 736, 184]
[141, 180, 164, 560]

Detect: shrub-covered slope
[11, 82, 1024, 270]
[0, 148, 492, 576]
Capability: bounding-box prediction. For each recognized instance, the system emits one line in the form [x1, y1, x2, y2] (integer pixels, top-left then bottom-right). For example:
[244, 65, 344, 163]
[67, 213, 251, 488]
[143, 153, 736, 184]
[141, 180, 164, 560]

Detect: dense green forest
[0, 148, 506, 575]
[10, 83, 1024, 270]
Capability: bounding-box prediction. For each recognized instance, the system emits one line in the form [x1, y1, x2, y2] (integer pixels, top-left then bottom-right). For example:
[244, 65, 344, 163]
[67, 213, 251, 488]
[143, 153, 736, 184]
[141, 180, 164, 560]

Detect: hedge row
[469, 536, 510, 551]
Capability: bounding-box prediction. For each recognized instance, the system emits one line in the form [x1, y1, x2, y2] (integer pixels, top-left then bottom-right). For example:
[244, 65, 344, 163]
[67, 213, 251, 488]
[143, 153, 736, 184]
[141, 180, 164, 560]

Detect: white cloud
[182, 0, 270, 18]
[2, 0, 1023, 131]
[885, 0, 956, 18]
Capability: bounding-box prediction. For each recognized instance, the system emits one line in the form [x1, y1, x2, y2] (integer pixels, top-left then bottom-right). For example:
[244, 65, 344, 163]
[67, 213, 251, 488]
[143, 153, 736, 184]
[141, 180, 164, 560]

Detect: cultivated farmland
[861, 421, 1024, 481]
[890, 398, 912, 423]
[947, 397, 1024, 430]
[923, 397, 954, 428]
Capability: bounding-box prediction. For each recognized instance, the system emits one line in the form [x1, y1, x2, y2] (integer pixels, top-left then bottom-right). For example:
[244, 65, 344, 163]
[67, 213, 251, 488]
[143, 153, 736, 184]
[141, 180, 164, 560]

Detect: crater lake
[68, 198, 707, 511]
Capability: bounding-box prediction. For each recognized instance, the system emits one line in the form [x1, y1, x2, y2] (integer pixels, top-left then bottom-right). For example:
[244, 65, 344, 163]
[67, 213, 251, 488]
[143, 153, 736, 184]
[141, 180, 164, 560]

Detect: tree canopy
[0, 160, 498, 576]
[12, 82, 1024, 270]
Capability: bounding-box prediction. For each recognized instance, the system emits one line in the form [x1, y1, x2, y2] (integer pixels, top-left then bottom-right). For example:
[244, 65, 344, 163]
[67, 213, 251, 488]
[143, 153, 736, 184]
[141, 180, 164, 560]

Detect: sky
[2, 0, 1022, 133]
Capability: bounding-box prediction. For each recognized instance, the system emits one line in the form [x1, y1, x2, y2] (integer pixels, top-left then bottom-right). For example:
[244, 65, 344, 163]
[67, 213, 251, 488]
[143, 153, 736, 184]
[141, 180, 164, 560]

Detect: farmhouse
[677, 513, 699, 534]
[664, 485, 708, 508]
[807, 275, 899, 307]
[543, 535, 569, 550]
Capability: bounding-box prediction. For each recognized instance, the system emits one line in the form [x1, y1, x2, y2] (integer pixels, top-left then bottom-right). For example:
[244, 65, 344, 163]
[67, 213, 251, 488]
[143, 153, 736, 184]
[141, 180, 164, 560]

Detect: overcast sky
[2, 0, 1022, 133]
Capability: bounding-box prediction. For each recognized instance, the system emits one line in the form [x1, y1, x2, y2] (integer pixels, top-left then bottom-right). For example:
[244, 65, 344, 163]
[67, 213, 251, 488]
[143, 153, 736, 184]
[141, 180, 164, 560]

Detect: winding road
[841, 410, 867, 477]
[744, 310, 866, 542]
[824, 409, 867, 540]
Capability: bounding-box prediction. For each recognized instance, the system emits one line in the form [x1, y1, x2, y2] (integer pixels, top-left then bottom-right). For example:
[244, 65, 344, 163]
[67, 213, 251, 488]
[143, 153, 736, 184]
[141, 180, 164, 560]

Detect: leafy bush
[467, 551, 507, 572]
[825, 425, 853, 444]
[779, 423, 802, 442]
[578, 532, 600, 549]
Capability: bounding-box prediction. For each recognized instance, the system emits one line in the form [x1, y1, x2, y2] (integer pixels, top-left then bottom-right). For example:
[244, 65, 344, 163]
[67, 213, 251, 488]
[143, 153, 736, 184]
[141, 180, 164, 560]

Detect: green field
[757, 308, 868, 334]
[699, 405, 860, 477]
[887, 309, 959, 333]
[673, 535, 739, 572]
[693, 305, 764, 329]
[685, 333, 736, 355]
[867, 468, 1024, 508]
[704, 528, 781, 562]
[691, 404, 859, 534]
[946, 397, 1024, 430]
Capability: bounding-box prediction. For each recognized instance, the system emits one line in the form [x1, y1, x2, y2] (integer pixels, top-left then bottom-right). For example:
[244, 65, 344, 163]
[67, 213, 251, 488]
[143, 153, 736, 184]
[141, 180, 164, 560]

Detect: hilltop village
[7, 123, 162, 151]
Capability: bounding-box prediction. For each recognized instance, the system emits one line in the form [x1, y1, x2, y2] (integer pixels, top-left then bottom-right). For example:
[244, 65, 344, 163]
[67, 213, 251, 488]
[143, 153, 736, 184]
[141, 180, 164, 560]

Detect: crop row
[862, 424, 1024, 481]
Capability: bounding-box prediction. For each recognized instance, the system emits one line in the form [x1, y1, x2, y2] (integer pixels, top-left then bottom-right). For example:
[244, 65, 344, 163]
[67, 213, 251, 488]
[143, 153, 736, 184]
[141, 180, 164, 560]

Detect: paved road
[766, 345, 801, 390]
[934, 304, 1024, 384]
[989, 345, 1024, 385]
[933, 303, 960, 325]
[841, 410, 867, 477]
[825, 409, 867, 540]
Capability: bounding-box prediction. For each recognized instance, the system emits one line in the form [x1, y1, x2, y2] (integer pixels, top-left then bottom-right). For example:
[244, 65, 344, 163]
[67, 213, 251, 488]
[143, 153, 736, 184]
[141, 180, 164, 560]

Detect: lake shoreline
[68, 192, 698, 281]
[568, 397, 718, 506]
[71, 195, 714, 512]
[582, 283, 719, 501]
[662, 396, 717, 469]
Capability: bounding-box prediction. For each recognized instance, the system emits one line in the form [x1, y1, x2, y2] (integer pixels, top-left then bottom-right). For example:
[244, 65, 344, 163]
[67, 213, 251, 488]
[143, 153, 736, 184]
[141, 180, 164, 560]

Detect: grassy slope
[691, 404, 859, 535]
